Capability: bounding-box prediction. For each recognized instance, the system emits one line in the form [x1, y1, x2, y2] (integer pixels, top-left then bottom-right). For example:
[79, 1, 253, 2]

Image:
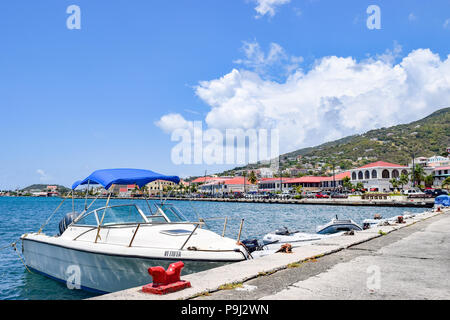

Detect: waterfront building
[198, 177, 257, 194]
[145, 179, 178, 195]
[433, 166, 450, 187]
[349, 161, 410, 192]
[426, 155, 450, 168]
[321, 171, 351, 190]
[190, 176, 225, 185]
[259, 167, 275, 178]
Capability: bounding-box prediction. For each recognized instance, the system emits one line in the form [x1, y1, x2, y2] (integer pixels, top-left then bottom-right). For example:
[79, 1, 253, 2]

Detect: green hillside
[21, 184, 70, 193]
[220, 107, 450, 175]
[288, 107, 449, 165]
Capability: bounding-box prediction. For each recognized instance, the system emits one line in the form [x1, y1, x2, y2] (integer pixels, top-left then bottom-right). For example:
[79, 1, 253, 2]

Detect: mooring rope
[11, 242, 32, 274]
[0, 240, 33, 274]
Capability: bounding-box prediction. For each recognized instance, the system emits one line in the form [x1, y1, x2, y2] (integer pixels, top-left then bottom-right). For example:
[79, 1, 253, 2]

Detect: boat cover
[435, 195, 450, 207]
[72, 168, 180, 190]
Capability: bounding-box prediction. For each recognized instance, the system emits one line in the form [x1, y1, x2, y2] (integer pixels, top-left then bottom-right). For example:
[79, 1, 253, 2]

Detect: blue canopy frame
[71, 168, 180, 190]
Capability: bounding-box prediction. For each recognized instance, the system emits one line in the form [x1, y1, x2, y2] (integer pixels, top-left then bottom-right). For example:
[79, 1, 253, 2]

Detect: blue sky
[0, 0, 449, 189]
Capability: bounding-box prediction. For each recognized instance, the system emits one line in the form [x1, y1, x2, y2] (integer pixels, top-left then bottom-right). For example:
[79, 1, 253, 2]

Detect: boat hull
[22, 238, 231, 294]
[316, 223, 362, 234]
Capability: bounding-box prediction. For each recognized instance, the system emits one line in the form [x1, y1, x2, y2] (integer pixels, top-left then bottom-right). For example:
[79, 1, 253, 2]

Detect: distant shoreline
[1, 195, 434, 208]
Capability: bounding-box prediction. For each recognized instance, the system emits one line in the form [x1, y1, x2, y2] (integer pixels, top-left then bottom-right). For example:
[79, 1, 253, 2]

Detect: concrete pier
[93, 207, 449, 300]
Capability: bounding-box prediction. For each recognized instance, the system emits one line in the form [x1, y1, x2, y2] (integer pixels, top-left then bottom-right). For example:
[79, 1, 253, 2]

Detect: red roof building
[350, 161, 410, 192]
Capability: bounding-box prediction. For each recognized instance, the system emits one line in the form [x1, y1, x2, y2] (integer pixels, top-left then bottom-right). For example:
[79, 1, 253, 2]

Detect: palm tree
[390, 178, 399, 190]
[424, 175, 434, 188]
[342, 176, 353, 191]
[249, 171, 257, 184]
[410, 164, 425, 187]
[442, 177, 450, 190]
[355, 182, 364, 192]
[398, 174, 409, 191]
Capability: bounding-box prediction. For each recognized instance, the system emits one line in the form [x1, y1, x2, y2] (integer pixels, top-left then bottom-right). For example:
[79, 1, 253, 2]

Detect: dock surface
[93, 208, 449, 300]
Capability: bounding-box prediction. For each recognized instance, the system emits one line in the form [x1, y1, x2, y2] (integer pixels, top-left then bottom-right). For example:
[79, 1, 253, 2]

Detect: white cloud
[190, 45, 450, 153]
[444, 19, 450, 29]
[156, 43, 450, 157]
[408, 13, 416, 21]
[36, 169, 51, 182]
[234, 41, 303, 77]
[155, 113, 191, 133]
[253, 0, 290, 18]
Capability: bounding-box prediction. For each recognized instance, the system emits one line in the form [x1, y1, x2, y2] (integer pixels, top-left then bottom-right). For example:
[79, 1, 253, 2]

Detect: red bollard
[142, 261, 191, 295]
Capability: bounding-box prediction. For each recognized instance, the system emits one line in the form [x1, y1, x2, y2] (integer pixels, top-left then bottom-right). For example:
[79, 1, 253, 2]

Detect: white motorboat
[21, 169, 250, 294]
[362, 212, 417, 229]
[316, 215, 362, 234]
[261, 227, 344, 249]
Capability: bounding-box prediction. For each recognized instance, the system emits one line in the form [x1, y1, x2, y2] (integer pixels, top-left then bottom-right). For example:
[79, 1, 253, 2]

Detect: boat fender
[276, 243, 292, 253]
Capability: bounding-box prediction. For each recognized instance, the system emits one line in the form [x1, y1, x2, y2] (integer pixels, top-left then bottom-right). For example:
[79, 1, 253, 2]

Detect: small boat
[260, 226, 344, 249]
[363, 212, 417, 229]
[316, 215, 362, 234]
[21, 169, 250, 294]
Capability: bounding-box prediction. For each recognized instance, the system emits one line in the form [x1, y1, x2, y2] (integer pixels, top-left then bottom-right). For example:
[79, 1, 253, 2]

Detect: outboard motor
[241, 239, 260, 253]
[275, 226, 290, 236]
[58, 212, 80, 235]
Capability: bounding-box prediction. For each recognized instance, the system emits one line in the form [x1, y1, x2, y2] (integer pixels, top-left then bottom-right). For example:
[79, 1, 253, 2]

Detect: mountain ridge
[219, 107, 450, 176]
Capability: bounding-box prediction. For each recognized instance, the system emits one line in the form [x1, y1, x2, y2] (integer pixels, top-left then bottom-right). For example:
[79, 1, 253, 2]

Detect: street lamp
[411, 152, 415, 188]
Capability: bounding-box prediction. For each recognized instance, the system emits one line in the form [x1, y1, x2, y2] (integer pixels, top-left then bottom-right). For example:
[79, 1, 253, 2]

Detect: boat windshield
[155, 203, 188, 222]
[96, 204, 147, 226]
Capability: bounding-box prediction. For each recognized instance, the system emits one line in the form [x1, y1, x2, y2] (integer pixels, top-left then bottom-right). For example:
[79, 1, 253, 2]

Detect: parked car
[315, 192, 330, 199]
[330, 192, 348, 199]
[424, 189, 448, 197]
[303, 191, 316, 198]
[402, 189, 427, 197]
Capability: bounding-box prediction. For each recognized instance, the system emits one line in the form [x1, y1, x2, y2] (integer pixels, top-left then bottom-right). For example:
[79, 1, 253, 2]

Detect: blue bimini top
[435, 195, 450, 207]
[71, 168, 180, 190]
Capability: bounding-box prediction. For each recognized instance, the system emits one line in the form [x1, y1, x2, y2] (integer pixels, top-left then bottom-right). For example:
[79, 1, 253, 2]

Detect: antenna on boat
[143, 185, 153, 215]
[84, 180, 90, 211]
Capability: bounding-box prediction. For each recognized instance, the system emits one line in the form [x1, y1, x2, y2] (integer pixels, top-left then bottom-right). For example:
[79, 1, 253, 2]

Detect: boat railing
[72, 220, 206, 246]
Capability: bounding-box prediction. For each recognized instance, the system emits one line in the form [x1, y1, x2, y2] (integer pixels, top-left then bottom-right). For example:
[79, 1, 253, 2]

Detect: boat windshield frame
[73, 204, 153, 227]
[154, 203, 188, 223]
[71, 203, 194, 228]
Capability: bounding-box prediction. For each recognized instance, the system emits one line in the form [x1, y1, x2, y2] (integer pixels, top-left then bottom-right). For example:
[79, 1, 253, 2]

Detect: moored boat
[21, 169, 250, 294]
[316, 215, 362, 234]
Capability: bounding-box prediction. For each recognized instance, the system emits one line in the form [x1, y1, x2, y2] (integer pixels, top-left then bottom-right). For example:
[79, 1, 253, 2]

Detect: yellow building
[146, 179, 178, 195]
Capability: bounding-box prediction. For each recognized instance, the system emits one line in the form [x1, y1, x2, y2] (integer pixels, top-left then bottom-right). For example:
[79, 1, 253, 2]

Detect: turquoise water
[0, 196, 426, 300]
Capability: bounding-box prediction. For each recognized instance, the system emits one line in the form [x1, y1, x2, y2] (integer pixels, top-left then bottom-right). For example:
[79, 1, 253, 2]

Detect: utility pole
[411, 153, 415, 188]
[279, 156, 283, 193]
[332, 162, 336, 192]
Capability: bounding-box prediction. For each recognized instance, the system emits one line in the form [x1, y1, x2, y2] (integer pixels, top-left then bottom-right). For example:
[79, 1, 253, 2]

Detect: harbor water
[0, 196, 425, 300]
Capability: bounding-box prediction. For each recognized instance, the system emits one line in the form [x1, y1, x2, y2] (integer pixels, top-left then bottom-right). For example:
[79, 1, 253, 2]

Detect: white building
[259, 167, 275, 178]
[426, 156, 450, 168]
[350, 161, 410, 192]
